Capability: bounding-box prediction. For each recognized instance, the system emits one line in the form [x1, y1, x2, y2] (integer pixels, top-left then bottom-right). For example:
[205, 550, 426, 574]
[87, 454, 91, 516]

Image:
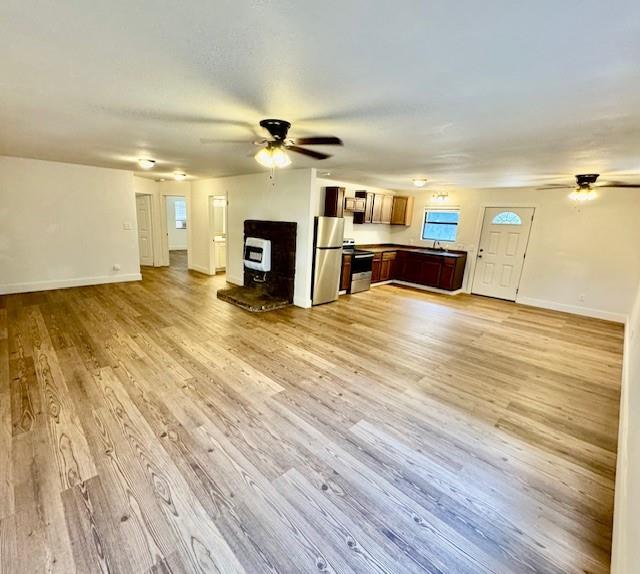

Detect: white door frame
[162, 194, 190, 267]
[468, 203, 537, 299]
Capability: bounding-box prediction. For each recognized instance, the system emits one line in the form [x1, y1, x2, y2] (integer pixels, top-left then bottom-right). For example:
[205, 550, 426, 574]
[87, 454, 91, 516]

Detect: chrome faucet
[433, 240, 442, 250]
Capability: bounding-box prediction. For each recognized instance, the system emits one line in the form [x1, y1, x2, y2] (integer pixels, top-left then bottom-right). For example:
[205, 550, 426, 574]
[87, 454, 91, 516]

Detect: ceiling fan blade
[597, 181, 640, 188]
[536, 184, 572, 190]
[287, 146, 331, 160]
[200, 137, 254, 144]
[294, 136, 343, 146]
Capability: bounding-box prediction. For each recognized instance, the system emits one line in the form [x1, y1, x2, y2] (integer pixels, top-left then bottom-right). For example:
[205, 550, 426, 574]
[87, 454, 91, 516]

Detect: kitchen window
[175, 199, 187, 229]
[422, 209, 460, 242]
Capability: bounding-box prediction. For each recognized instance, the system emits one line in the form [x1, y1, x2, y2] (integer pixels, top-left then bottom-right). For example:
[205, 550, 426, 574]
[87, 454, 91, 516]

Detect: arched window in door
[492, 211, 522, 225]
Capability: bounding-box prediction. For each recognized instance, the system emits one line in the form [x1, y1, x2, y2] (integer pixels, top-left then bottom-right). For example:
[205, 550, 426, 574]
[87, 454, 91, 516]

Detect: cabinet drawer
[382, 251, 396, 261]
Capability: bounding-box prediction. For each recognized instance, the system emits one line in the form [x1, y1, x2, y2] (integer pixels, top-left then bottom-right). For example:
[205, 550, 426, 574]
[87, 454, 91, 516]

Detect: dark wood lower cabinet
[379, 251, 396, 282]
[371, 254, 382, 283]
[340, 253, 352, 292]
[371, 249, 467, 291]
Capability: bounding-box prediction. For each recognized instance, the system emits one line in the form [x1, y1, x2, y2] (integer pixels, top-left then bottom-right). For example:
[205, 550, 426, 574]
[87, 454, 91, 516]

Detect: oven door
[351, 252, 373, 293]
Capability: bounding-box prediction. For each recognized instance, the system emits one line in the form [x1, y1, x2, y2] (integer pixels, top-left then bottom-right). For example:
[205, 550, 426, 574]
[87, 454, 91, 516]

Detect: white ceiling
[2, 1, 640, 189]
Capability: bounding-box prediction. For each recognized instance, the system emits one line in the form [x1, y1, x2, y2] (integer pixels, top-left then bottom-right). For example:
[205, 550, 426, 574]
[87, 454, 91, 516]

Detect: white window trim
[421, 207, 461, 243]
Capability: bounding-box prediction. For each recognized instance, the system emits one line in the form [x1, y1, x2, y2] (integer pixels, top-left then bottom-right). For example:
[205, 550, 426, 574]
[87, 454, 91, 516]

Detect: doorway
[165, 195, 188, 270]
[471, 207, 534, 301]
[136, 194, 154, 266]
[209, 195, 227, 274]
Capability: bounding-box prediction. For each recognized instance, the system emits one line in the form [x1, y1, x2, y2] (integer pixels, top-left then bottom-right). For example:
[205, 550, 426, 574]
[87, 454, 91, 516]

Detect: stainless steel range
[343, 239, 374, 293]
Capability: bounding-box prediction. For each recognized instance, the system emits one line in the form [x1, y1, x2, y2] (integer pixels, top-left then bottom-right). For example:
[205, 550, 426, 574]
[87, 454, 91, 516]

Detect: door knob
[478, 255, 483, 258]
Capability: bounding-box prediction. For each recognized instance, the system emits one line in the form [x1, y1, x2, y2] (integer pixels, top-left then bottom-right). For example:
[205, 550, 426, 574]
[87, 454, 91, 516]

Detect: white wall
[0, 156, 140, 293]
[195, 169, 316, 307]
[612, 279, 640, 573]
[315, 178, 396, 244]
[165, 196, 187, 250]
[389, 186, 640, 322]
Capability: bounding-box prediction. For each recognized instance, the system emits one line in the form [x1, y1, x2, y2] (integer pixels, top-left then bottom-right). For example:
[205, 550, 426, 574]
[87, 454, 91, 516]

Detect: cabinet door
[371, 194, 384, 223]
[371, 254, 382, 282]
[393, 251, 406, 279]
[390, 197, 408, 225]
[380, 259, 391, 281]
[364, 192, 375, 223]
[380, 195, 394, 224]
[420, 256, 442, 287]
[403, 253, 423, 283]
[340, 254, 352, 291]
[438, 259, 455, 290]
[324, 187, 345, 217]
[391, 196, 415, 225]
[344, 196, 365, 212]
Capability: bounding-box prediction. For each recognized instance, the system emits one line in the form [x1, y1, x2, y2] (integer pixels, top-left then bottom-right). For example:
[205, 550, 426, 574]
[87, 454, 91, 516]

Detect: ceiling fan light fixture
[255, 145, 291, 169]
[138, 158, 156, 169]
[569, 188, 597, 202]
[173, 172, 187, 181]
[412, 178, 428, 188]
[272, 147, 291, 168]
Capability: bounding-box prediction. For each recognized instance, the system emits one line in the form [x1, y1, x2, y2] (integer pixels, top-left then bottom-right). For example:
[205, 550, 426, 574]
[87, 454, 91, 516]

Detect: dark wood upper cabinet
[390, 196, 414, 225]
[324, 187, 345, 217]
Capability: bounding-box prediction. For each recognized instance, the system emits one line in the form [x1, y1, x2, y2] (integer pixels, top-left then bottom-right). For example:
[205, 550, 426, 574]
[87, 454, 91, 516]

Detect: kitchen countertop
[357, 244, 468, 258]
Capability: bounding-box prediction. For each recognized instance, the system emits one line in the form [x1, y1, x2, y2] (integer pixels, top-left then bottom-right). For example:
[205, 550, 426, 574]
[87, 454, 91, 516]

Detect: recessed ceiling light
[412, 178, 428, 187]
[138, 158, 156, 169]
[173, 172, 187, 181]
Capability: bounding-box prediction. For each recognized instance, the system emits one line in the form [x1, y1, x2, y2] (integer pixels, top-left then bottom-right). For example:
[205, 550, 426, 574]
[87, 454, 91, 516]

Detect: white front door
[136, 195, 154, 266]
[471, 207, 534, 301]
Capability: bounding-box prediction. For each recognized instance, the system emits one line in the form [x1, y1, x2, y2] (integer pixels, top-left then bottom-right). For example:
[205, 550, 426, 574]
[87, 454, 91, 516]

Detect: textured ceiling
[1, 1, 640, 189]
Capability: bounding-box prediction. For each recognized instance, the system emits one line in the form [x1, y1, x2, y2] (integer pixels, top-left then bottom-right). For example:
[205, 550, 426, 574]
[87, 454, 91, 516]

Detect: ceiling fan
[203, 118, 343, 168]
[537, 173, 640, 201]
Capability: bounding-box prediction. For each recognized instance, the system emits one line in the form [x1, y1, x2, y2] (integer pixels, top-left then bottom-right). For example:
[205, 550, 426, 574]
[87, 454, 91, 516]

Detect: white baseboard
[390, 280, 463, 296]
[188, 264, 212, 275]
[516, 295, 626, 323]
[0, 273, 142, 295]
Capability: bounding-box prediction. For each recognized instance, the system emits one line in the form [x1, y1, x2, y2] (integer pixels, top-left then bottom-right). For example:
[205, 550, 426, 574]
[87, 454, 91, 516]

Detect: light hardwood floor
[0, 264, 623, 573]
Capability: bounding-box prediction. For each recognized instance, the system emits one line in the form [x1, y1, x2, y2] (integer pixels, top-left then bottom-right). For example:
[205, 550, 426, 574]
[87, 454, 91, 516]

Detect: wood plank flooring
[0, 264, 623, 573]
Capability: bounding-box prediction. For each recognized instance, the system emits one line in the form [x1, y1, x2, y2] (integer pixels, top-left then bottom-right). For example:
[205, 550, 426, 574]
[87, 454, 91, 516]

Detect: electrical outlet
[113, 264, 121, 271]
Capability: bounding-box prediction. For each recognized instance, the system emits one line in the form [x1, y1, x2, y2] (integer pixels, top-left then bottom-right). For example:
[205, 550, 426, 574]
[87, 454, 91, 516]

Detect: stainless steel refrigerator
[312, 216, 345, 305]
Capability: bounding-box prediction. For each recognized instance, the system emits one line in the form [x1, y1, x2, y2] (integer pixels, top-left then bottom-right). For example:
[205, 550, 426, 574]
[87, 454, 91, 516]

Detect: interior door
[211, 196, 227, 272]
[136, 195, 154, 266]
[472, 207, 534, 301]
